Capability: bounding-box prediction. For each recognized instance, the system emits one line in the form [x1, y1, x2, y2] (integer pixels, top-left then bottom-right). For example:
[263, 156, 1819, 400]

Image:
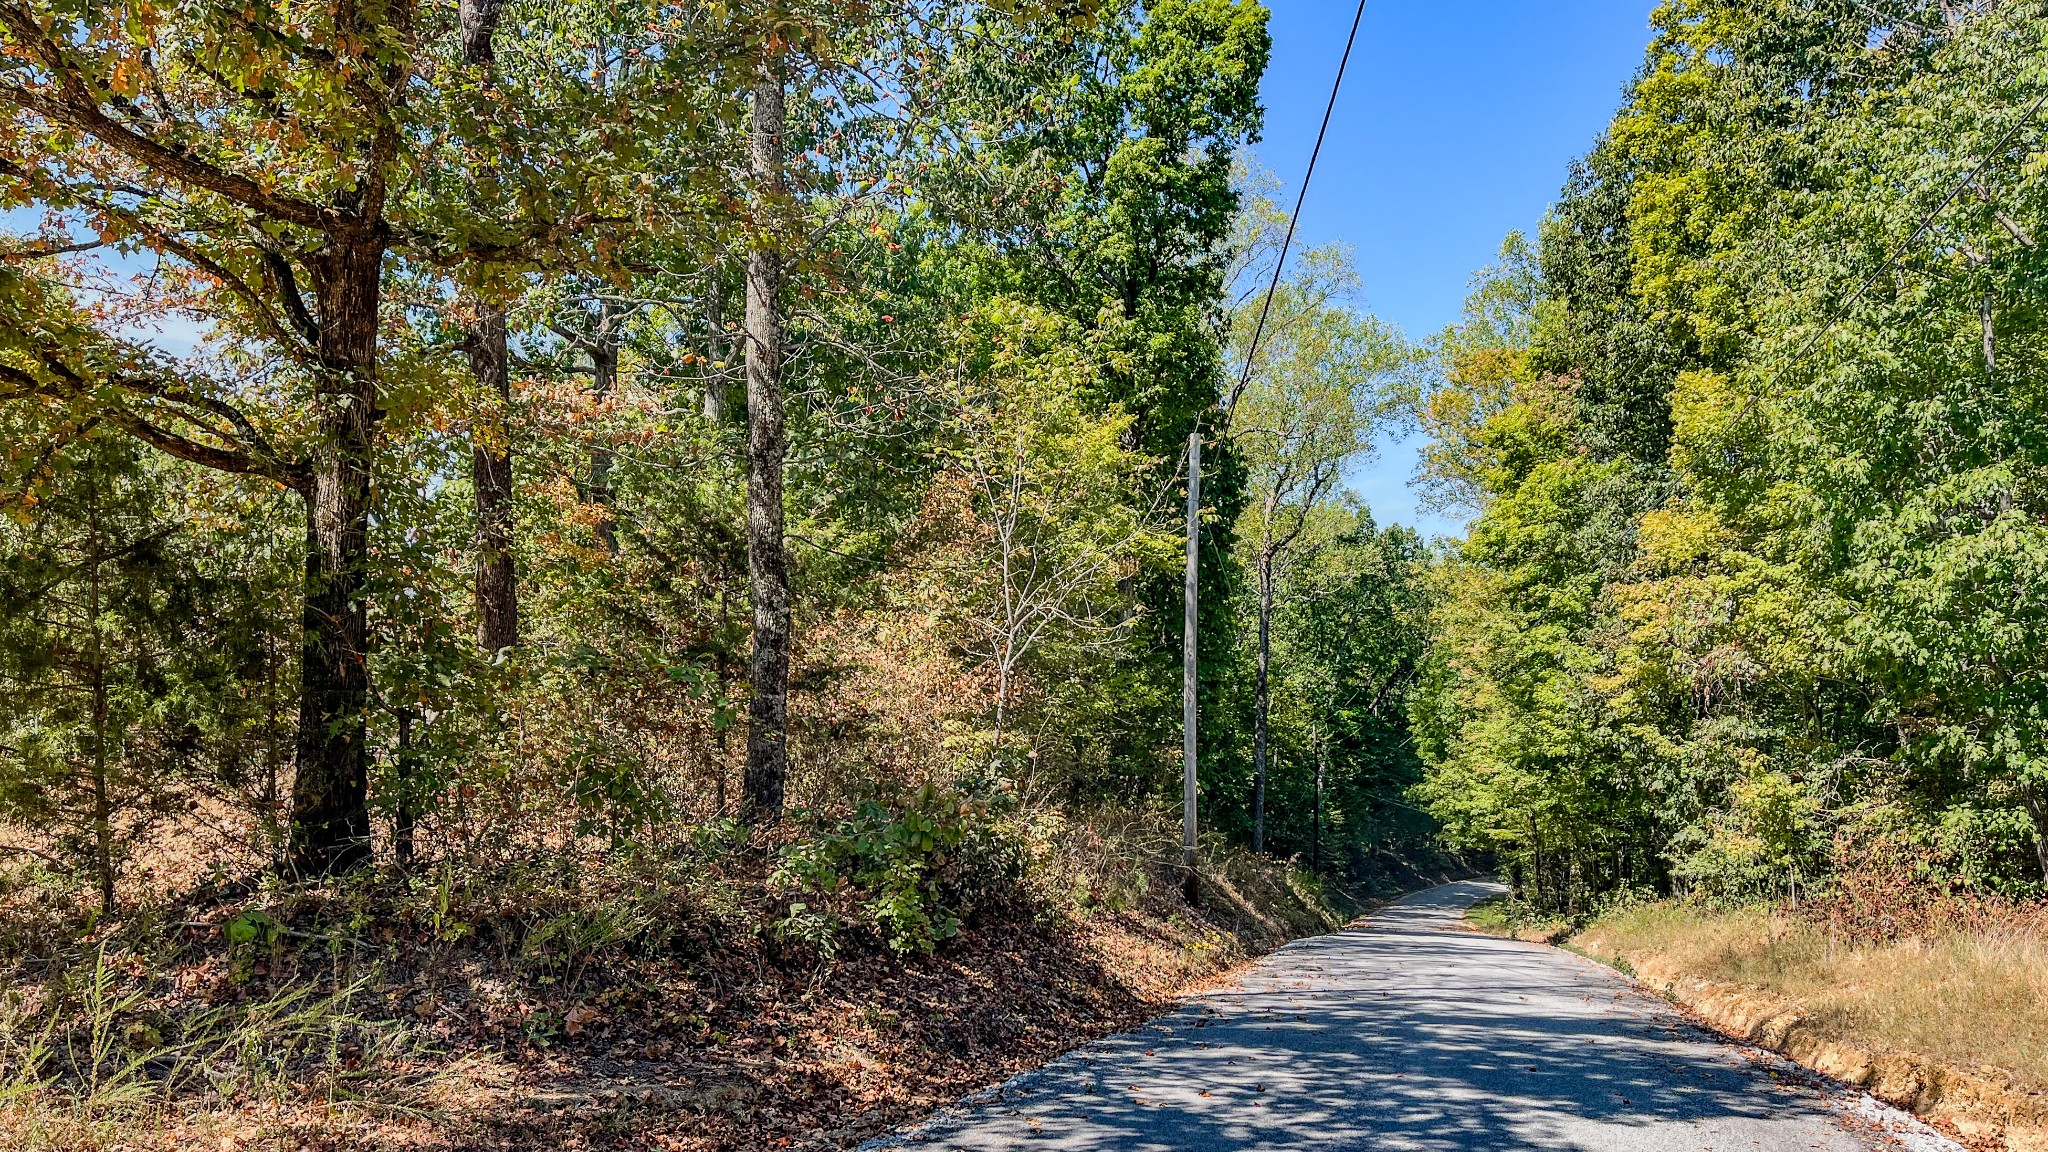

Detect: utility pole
[1312, 726, 1325, 872]
[1183, 432, 1201, 896]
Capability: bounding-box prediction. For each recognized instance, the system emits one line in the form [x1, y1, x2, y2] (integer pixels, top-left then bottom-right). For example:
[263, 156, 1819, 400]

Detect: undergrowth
[0, 792, 1353, 1150]
[0, 949, 417, 1150]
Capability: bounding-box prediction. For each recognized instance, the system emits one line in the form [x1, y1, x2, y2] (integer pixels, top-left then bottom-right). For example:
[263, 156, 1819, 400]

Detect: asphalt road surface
[862, 880, 1961, 1152]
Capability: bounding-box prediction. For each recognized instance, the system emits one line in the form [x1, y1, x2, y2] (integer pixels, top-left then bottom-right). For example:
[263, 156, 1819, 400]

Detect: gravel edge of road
[1587, 953, 2023, 1151]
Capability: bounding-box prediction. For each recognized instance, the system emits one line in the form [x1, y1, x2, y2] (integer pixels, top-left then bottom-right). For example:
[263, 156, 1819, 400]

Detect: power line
[1733, 82, 2048, 428]
[1226, 0, 1369, 422]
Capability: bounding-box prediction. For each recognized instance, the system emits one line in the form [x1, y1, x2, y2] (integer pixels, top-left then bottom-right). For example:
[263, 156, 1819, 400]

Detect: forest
[3, 0, 2048, 1146]
[0, 0, 1445, 899]
[0, 0, 1437, 1145]
[1413, 0, 2048, 915]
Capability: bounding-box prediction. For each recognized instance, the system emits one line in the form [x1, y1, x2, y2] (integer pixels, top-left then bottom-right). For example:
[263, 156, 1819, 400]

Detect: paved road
[864, 880, 1960, 1152]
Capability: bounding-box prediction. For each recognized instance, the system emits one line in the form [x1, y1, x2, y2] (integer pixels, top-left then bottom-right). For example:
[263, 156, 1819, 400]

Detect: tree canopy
[1413, 0, 2048, 909]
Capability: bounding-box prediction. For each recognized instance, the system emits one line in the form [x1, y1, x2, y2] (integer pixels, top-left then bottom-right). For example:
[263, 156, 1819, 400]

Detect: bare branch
[1, 238, 110, 261]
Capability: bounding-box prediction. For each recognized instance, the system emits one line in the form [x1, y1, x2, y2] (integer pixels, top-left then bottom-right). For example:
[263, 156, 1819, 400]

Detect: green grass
[1462, 895, 1572, 943]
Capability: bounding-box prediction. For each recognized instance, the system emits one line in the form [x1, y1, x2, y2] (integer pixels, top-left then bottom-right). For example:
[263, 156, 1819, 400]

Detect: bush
[1799, 808, 2048, 945]
[772, 783, 1026, 955]
[1672, 769, 1826, 905]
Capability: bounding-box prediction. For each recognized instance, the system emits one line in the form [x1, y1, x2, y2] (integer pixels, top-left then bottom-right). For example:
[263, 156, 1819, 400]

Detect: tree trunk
[993, 655, 1011, 748]
[461, 0, 516, 651]
[585, 300, 620, 553]
[458, 0, 507, 67]
[741, 65, 791, 828]
[468, 302, 519, 652]
[290, 235, 383, 876]
[1252, 552, 1272, 854]
[2023, 781, 2048, 886]
[1310, 729, 1324, 873]
[703, 283, 728, 423]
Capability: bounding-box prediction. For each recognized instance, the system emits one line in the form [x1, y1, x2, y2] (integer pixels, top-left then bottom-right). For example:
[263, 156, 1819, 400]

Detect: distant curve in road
[861, 880, 1960, 1152]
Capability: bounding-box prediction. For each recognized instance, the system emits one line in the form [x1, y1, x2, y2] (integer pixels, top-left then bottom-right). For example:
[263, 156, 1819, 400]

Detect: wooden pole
[1183, 433, 1201, 892]
[1312, 728, 1325, 873]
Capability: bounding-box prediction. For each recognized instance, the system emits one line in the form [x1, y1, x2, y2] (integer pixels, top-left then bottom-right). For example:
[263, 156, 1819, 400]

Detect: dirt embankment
[6, 844, 1477, 1152]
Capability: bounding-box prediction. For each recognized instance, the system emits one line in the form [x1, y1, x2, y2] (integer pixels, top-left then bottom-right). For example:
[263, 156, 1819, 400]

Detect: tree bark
[458, 0, 507, 67]
[2023, 781, 2048, 886]
[468, 302, 519, 652]
[586, 303, 620, 553]
[1252, 552, 1272, 854]
[741, 65, 791, 828]
[703, 283, 729, 423]
[290, 234, 383, 876]
[994, 654, 1011, 747]
[1311, 729, 1324, 873]
[462, 0, 516, 652]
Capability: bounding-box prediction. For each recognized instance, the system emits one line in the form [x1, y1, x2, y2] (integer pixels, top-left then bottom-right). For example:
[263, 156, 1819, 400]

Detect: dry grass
[1574, 903, 2048, 1089]
[0, 804, 1371, 1152]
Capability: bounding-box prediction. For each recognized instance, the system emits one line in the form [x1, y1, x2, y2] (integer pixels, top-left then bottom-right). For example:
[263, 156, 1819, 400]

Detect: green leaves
[1228, 242, 1405, 568]
[1414, 0, 2048, 908]
[770, 784, 980, 954]
[0, 0, 1285, 903]
[223, 908, 280, 949]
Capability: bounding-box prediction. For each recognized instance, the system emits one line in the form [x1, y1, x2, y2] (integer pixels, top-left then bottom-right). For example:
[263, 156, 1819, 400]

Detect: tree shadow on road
[874, 881, 1865, 1151]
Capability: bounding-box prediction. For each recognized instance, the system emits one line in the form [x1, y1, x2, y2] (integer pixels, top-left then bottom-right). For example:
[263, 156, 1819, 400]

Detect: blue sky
[1251, 0, 1654, 537]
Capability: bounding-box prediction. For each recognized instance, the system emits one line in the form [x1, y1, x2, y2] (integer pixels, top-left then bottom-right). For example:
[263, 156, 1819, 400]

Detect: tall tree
[930, 0, 1272, 801]
[458, 0, 519, 654]
[1227, 247, 1398, 852]
[0, 0, 709, 871]
[925, 300, 1173, 747]
[1270, 507, 1431, 868]
[722, 0, 1099, 826]
[740, 26, 791, 826]
[0, 0, 415, 871]
[466, 298, 519, 652]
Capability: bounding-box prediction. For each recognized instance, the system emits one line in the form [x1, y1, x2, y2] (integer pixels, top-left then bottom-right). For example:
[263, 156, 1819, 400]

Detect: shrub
[1799, 809, 2048, 945]
[1672, 769, 1826, 905]
[772, 782, 1028, 955]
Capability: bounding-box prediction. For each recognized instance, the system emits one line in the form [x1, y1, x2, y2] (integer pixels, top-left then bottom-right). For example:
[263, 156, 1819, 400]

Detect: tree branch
[0, 4, 328, 229]
[248, 232, 322, 345]
[0, 330, 307, 489]
[1, 238, 110, 261]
